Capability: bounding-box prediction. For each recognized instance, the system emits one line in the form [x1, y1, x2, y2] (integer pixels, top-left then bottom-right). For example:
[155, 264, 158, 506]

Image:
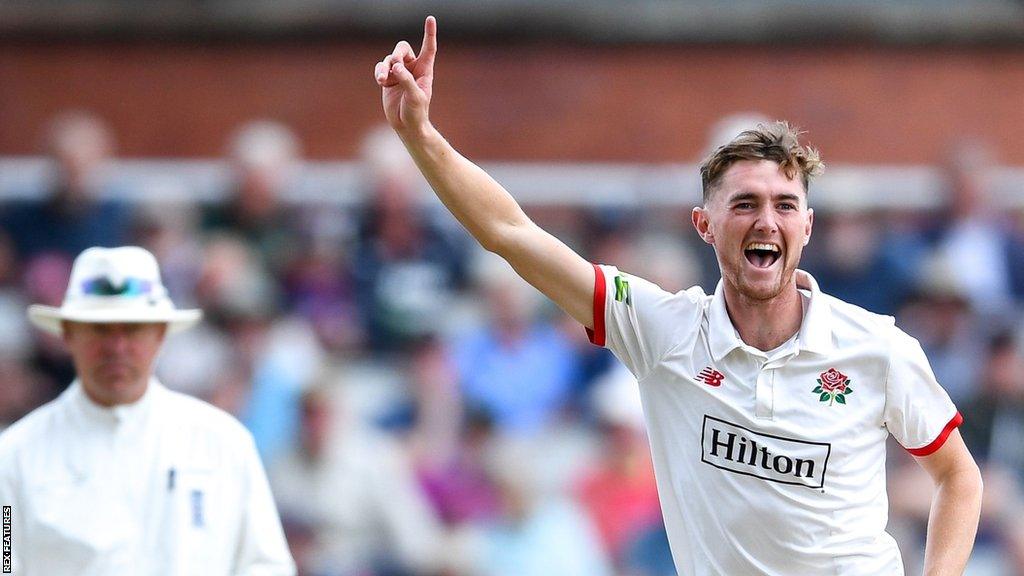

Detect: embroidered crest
[698, 367, 726, 387]
[190, 489, 205, 528]
[813, 368, 853, 405]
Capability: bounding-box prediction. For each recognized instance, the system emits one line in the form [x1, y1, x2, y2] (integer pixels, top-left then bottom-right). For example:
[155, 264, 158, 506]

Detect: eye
[734, 202, 754, 210]
[778, 202, 797, 211]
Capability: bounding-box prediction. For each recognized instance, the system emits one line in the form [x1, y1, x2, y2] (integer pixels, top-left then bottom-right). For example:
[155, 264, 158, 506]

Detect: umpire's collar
[69, 377, 163, 427]
[708, 269, 833, 362]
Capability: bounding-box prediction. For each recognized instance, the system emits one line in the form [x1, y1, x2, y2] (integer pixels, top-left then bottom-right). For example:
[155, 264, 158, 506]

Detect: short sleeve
[586, 264, 704, 380]
[882, 328, 962, 456]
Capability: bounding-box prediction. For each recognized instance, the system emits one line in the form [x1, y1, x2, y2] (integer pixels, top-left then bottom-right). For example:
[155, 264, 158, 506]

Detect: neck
[79, 377, 150, 408]
[722, 280, 803, 352]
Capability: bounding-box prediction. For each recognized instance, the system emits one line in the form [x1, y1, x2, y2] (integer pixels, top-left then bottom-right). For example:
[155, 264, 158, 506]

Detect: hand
[374, 16, 438, 136]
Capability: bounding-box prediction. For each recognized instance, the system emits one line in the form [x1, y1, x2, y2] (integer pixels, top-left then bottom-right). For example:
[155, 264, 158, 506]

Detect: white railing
[1, 157, 1022, 211]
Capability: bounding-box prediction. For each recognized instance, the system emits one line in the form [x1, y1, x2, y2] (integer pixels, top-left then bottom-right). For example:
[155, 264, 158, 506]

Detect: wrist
[398, 123, 447, 164]
[396, 121, 438, 147]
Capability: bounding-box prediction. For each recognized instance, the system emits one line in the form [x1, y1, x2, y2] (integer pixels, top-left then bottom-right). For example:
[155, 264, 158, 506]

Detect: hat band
[80, 275, 156, 297]
[62, 294, 176, 312]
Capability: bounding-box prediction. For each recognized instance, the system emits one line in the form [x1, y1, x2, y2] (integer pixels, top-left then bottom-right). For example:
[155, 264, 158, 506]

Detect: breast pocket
[170, 468, 233, 575]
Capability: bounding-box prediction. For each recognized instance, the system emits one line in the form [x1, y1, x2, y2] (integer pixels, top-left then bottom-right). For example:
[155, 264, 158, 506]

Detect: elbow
[965, 456, 983, 491]
[957, 460, 985, 511]
[478, 232, 507, 256]
[932, 455, 984, 508]
[970, 465, 985, 524]
[971, 462, 985, 501]
[478, 219, 530, 257]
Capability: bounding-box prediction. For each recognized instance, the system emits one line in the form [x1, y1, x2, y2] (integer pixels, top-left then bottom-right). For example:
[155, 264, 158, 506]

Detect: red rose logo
[813, 368, 853, 405]
[819, 368, 848, 393]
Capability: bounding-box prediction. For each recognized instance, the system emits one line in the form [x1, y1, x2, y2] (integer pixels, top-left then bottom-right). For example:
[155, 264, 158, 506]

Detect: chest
[18, 417, 242, 572]
[655, 337, 888, 431]
[639, 339, 891, 490]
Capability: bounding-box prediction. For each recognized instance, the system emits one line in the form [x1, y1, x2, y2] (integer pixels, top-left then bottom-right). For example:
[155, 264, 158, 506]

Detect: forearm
[922, 464, 983, 576]
[376, 21, 595, 327]
[397, 123, 532, 255]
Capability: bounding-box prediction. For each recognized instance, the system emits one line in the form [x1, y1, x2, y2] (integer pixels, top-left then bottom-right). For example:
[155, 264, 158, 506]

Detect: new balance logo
[701, 416, 831, 488]
[698, 367, 725, 387]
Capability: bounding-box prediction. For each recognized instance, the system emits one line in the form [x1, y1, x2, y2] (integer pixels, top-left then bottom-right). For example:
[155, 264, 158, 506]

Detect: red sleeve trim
[585, 264, 607, 347]
[906, 411, 963, 457]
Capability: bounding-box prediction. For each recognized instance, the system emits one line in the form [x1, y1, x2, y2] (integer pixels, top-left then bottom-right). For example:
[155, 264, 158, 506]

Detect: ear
[692, 207, 715, 245]
[60, 320, 73, 345]
[804, 207, 814, 246]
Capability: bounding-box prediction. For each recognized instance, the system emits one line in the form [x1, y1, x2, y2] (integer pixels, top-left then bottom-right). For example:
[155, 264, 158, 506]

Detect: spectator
[352, 125, 470, 353]
[186, 233, 323, 462]
[450, 253, 581, 435]
[457, 436, 613, 576]
[0, 111, 132, 261]
[895, 253, 987, 405]
[803, 208, 914, 316]
[398, 342, 503, 526]
[269, 385, 446, 576]
[930, 140, 1016, 316]
[283, 216, 363, 353]
[201, 120, 305, 279]
[960, 331, 1024, 476]
[575, 364, 663, 567]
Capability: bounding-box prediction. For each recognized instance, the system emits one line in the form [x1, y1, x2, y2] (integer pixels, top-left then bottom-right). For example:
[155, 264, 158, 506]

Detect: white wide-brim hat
[28, 246, 202, 335]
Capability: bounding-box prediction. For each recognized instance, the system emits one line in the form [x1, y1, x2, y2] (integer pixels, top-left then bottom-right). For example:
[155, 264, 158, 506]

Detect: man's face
[692, 159, 813, 301]
[62, 321, 167, 407]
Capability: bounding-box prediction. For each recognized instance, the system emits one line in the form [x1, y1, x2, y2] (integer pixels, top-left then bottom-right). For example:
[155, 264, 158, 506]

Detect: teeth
[744, 242, 780, 252]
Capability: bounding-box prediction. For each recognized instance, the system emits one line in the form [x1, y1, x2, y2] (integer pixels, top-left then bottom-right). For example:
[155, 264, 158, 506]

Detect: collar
[708, 269, 834, 362]
[67, 377, 163, 427]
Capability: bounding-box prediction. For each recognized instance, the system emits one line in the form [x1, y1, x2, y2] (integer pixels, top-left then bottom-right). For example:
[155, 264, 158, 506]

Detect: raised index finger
[418, 16, 438, 69]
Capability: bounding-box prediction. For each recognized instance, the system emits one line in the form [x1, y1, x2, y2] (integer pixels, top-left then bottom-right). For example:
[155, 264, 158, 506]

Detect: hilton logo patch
[701, 415, 831, 488]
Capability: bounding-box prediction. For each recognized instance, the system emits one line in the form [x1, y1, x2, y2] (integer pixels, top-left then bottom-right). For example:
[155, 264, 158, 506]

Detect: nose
[101, 327, 132, 354]
[754, 205, 779, 234]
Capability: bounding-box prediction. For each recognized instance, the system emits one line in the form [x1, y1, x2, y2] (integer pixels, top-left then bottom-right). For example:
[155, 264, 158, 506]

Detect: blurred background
[1, 0, 1024, 574]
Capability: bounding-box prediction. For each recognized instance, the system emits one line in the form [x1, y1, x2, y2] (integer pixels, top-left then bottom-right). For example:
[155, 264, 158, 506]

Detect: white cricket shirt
[0, 379, 295, 576]
[587, 266, 961, 575]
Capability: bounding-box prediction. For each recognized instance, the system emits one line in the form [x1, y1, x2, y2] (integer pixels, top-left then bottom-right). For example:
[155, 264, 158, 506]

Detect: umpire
[0, 246, 295, 575]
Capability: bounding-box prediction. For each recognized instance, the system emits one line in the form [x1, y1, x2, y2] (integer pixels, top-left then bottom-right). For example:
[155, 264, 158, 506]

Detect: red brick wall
[1, 40, 1022, 164]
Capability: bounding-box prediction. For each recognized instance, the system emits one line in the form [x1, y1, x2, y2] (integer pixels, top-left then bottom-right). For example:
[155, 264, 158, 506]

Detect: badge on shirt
[190, 490, 205, 528]
[813, 368, 854, 406]
[614, 275, 631, 305]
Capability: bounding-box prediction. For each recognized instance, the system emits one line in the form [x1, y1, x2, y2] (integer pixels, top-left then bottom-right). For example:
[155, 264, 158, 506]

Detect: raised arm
[374, 16, 596, 329]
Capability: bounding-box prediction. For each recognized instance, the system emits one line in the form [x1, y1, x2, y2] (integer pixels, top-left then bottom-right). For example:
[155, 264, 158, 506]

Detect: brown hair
[699, 121, 824, 204]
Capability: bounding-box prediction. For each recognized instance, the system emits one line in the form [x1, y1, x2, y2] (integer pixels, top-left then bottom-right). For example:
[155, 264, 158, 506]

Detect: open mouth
[744, 242, 781, 269]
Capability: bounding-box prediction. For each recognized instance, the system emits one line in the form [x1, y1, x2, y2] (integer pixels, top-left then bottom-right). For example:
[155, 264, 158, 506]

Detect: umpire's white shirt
[588, 266, 961, 576]
[0, 379, 295, 576]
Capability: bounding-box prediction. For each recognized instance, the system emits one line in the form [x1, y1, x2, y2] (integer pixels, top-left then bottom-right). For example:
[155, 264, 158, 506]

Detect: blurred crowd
[2, 110, 1024, 576]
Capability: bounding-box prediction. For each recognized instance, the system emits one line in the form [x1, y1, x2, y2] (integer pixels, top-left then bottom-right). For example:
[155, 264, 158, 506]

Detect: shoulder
[600, 265, 709, 309]
[161, 387, 255, 448]
[658, 284, 712, 326]
[820, 291, 898, 342]
[679, 284, 713, 307]
[0, 398, 64, 465]
[817, 292, 927, 376]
